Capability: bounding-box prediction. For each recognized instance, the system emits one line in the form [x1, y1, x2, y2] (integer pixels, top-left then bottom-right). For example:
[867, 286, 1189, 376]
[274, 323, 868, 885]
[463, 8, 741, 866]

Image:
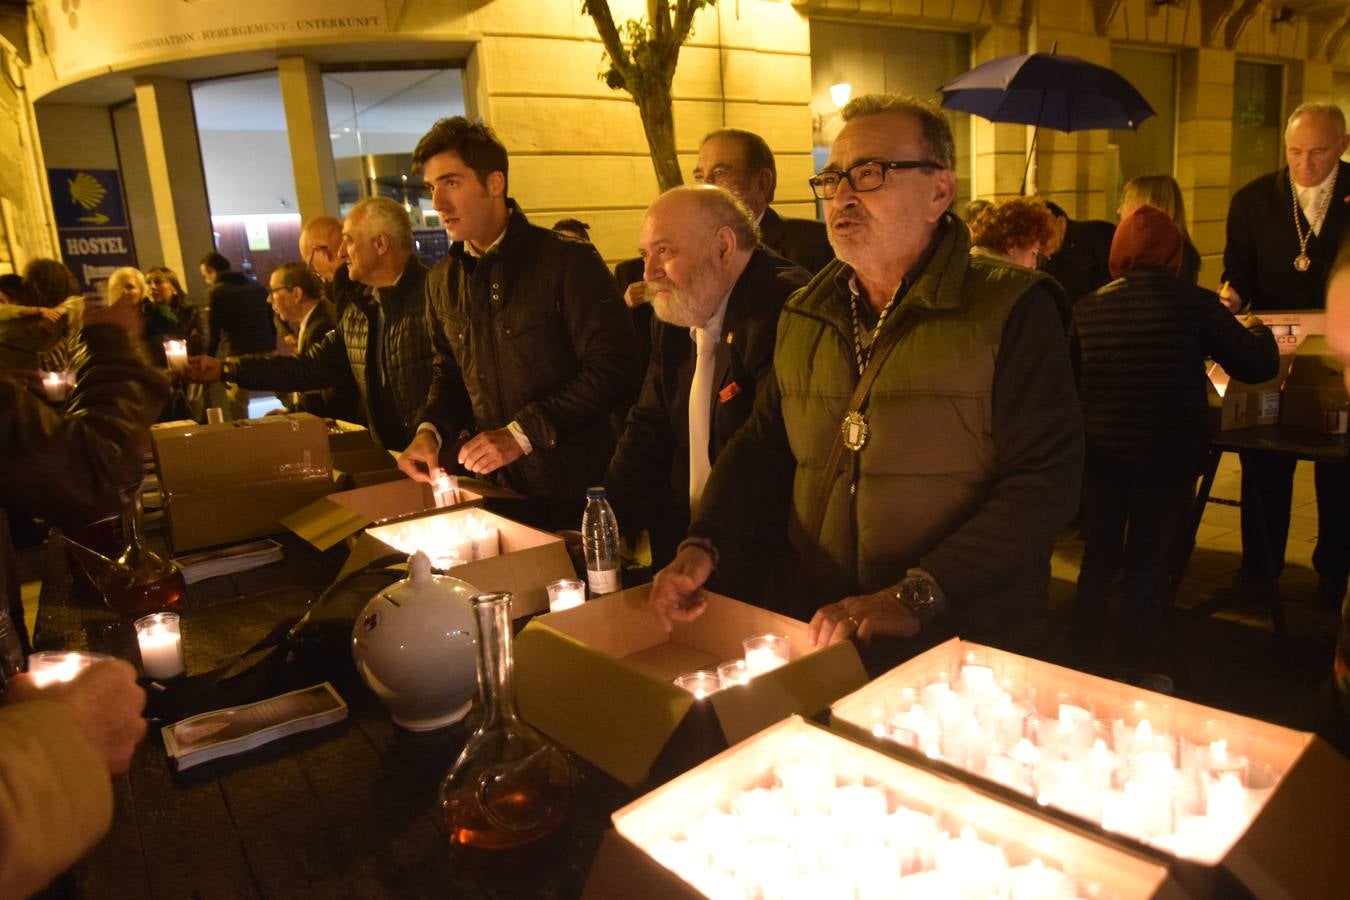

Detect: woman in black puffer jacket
[1068, 205, 1279, 684]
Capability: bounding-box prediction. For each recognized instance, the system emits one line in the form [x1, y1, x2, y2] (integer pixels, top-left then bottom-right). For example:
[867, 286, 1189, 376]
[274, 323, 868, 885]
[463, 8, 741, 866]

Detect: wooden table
[34, 533, 633, 899]
[1175, 424, 1350, 635]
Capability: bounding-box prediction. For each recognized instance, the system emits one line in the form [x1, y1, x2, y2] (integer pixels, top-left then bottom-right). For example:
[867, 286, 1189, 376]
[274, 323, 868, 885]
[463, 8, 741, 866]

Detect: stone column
[971, 23, 1028, 201]
[1177, 47, 1235, 289]
[277, 57, 340, 224]
[134, 76, 214, 298]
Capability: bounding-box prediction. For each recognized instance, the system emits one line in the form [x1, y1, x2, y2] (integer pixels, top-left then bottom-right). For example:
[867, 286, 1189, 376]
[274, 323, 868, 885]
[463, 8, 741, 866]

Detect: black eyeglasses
[809, 159, 944, 200]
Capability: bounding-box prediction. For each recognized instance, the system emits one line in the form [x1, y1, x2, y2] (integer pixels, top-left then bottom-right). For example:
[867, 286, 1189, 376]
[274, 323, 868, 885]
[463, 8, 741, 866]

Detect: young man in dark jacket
[199, 252, 275, 420]
[1069, 205, 1279, 684]
[399, 118, 641, 530]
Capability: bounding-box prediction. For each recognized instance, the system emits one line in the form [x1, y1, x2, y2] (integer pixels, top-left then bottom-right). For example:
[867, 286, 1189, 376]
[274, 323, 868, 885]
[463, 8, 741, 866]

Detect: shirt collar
[465, 209, 513, 259]
[297, 303, 317, 339]
[834, 219, 947, 311]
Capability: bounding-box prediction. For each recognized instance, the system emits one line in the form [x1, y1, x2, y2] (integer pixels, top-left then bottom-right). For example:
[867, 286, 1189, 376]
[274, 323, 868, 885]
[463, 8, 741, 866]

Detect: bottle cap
[586, 486, 606, 499]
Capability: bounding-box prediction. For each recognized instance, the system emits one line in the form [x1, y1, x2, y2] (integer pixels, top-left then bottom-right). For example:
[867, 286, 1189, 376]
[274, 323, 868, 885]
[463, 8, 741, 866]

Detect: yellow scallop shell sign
[68, 171, 106, 211]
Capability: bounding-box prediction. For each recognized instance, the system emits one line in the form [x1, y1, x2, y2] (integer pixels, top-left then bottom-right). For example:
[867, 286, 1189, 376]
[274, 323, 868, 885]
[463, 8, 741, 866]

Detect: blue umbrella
[939, 52, 1155, 132]
[939, 50, 1156, 193]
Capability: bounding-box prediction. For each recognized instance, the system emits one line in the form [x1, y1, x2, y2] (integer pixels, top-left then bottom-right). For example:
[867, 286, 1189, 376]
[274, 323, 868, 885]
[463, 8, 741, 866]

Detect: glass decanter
[440, 591, 573, 853]
[66, 486, 185, 615]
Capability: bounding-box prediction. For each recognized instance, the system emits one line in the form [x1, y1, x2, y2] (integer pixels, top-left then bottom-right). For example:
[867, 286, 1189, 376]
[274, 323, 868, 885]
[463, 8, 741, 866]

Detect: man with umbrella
[1218, 102, 1350, 612]
[647, 93, 1082, 661]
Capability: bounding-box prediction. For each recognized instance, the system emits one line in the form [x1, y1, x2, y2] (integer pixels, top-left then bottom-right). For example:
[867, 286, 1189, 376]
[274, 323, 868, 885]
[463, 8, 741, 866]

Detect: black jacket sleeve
[1197, 288, 1279, 384]
[604, 322, 674, 532]
[511, 246, 641, 450]
[919, 286, 1085, 612]
[231, 329, 349, 393]
[1, 325, 169, 527]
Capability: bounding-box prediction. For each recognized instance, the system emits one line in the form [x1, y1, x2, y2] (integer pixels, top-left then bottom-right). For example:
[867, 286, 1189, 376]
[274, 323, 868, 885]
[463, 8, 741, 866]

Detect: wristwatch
[895, 575, 944, 622]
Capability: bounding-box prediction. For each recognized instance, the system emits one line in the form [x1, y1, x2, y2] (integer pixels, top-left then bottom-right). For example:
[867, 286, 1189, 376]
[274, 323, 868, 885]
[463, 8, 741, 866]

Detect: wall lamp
[813, 82, 852, 143]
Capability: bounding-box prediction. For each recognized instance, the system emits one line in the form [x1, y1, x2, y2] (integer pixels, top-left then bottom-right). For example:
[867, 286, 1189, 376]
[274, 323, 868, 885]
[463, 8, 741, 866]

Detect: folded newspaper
[162, 682, 347, 770]
[174, 539, 284, 584]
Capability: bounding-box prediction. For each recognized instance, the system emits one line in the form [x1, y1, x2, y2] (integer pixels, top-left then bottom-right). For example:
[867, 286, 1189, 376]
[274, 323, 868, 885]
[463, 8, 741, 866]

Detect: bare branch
[583, 0, 634, 80]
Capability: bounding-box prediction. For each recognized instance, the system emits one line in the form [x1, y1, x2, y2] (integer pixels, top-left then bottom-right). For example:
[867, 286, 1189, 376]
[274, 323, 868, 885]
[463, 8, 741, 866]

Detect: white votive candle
[469, 523, 499, 560]
[716, 658, 750, 689]
[163, 339, 188, 373]
[742, 632, 790, 675]
[546, 578, 585, 612]
[134, 612, 185, 679]
[27, 650, 107, 688]
[430, 469, 459, 508]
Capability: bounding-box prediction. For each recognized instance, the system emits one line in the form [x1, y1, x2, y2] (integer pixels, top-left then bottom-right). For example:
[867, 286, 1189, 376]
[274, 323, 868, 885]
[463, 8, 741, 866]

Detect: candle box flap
[281, 478, 457, 551]
[515, 585, 868, 788]
[321, 506, 573, 618]
[330, 447, 403, 490]
[583, 716, 1182, 900]
[829, 637, 1350, 899]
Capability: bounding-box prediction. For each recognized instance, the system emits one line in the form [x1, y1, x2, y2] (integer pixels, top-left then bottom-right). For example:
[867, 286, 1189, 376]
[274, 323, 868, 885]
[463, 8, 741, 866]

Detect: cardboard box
[326, 419, 376, 454]
[331, 506, 573, 617]
[583, 716, 1181, 899]
[515, 585, 868, 788]
[1278, 334, 1349, 432]
[330, 447, 403, 490]
[1207, 356, 1293, 430]
[151, 413, 334, 552]
[829, 638, 1350, 898]
[281, 478, 478, 552]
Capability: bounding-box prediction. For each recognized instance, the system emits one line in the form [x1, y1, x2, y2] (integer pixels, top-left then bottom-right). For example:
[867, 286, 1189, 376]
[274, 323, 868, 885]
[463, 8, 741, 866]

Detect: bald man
[299, 216, 344, 282]
[605, 185, 808, 588]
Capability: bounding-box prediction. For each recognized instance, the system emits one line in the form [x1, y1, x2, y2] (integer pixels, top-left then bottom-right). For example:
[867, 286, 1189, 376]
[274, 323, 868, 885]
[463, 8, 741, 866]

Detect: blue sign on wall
[46, 168, 137, 294]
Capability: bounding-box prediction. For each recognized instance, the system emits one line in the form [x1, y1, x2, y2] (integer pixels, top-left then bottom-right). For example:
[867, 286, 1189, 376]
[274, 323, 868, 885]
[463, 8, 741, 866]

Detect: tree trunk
[635, 83, 683, 192]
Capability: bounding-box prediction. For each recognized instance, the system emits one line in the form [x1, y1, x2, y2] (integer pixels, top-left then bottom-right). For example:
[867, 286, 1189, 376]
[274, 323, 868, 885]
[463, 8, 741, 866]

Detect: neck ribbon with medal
[1291, 169, 1335, 272]
[841, 287, 900, 452]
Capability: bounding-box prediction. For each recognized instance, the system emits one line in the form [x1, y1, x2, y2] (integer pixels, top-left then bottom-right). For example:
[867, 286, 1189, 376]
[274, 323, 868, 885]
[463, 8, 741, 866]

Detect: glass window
[1230, 61, 1284, 195]
[809, 21, 971, 211]
[323, 68, 465, 267]
[1108, 47, 1176, 207]
[191, 72, 300, 290]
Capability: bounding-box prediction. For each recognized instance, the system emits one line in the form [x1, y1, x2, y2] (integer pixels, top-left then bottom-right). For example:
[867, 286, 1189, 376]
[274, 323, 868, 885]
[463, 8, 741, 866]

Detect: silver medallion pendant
[842, 410, 870, 451]
[1295, 253, 1311, 272]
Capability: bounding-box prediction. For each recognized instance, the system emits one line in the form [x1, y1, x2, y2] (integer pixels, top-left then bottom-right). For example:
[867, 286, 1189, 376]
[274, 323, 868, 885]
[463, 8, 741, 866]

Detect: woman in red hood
[1067, 206, 1279, 690]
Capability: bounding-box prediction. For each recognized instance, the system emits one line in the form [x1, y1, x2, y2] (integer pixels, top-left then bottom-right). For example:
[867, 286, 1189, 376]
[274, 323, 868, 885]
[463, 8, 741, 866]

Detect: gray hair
[663, 184, 761, 251]
[350, 197, 414, 253]
[107, 266, 146, 297]
[840, 93, 956, 171]
[1287, 102, 1347, 137]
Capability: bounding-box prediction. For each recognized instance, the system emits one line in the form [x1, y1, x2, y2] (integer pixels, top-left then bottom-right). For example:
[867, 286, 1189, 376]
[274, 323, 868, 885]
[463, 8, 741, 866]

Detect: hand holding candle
[163, 339, 188, 375]
[40, 371, 71, 402]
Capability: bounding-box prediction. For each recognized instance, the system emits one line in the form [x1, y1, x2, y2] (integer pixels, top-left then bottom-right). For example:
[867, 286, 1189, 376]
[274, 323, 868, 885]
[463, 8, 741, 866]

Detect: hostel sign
[47, 168, 137, 294]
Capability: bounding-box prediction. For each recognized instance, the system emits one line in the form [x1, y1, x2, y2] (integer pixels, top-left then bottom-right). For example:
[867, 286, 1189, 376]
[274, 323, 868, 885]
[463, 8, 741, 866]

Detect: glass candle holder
[134, 611, 185, 679]
[743, 633, 790, 676]
[717, 659, 751, 689]
[26, 650, 110, 688]
[673, 669, 721, 699]
[545, 578, 585, 613]
[40, 371, 71, 402]
[163, 339, 188, 374]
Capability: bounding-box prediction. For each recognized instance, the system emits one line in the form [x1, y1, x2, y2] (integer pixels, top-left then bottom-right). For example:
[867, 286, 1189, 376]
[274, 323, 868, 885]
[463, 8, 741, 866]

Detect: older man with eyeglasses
[649, 93, 1083, 666]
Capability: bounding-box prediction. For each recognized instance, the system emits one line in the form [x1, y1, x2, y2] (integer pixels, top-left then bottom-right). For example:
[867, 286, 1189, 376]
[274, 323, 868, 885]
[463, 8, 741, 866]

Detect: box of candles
[332, 506, 575, 618]
[152, 413, 335, 551]
[582, 715, 1182, 899]
[282, 477, 481, 553]
[828, 638, 1350, 898]
[514, 585, 867, 788]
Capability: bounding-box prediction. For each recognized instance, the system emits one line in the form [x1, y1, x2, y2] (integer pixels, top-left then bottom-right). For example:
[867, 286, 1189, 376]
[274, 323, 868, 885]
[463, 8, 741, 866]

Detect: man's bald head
[300, 216, 344, 280]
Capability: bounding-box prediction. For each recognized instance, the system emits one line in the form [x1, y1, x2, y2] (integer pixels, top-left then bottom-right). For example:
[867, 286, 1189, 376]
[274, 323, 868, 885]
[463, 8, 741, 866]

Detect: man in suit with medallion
[605, 186, 809, 597]
[1220, 102, 1350, 610]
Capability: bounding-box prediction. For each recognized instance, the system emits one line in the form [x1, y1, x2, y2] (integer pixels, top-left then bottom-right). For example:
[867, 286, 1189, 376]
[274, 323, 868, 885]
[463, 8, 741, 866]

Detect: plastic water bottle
[582, 487, 621, 596]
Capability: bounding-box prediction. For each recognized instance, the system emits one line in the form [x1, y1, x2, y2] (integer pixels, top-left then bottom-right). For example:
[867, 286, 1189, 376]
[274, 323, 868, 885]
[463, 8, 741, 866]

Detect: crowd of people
[3, 93, 1349, 894]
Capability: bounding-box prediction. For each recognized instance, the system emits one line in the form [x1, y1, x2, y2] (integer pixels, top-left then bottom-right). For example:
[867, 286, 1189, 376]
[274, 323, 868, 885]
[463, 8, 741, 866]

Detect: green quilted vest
[777, 217, 1056, 601]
